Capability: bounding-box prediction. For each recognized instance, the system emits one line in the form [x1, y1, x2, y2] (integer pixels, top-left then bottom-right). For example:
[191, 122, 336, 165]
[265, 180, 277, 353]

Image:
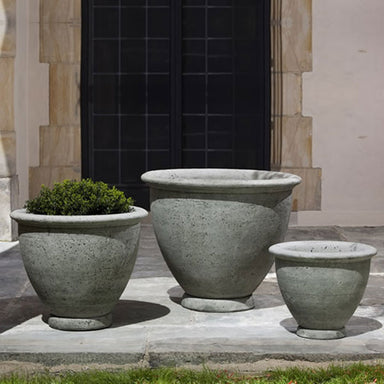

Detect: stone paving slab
[0, 275, 384, 367]
[0, 225, 384, 368]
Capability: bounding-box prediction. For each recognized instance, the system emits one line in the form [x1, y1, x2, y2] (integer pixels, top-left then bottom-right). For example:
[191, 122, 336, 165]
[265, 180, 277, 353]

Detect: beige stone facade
[31, 0, 319, 212]
[13, 0, 384, 239]
[0, 0, 18, 240]
[271, 0, 321, 212]
[0, 0, 380, 238]
[0, 0, 350, 240]
[29, 0, 81, 198]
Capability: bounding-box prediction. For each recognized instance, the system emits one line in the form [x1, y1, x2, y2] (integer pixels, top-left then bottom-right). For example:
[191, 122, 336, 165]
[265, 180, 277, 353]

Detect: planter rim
[141, 168, 301, 193]
[10, 207, 148, 228]
[269, 240, 377, 262]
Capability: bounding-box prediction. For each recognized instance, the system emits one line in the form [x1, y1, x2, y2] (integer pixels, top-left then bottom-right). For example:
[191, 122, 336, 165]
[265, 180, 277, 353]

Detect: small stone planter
[10, 207, 148, 331]
[142, 168, 301, 312]
[269, 241, 377, 339]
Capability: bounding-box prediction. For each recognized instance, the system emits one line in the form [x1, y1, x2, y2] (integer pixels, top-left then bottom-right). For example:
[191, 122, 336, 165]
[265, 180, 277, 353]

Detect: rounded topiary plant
[25, 179, 134, 215]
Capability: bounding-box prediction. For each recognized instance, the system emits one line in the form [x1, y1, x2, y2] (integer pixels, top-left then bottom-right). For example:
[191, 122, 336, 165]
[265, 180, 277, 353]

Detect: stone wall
[272, 0, 321, 211]
[24, 0, 319, 219]
[0, 0, 18, 240]
[301, 0, 384, 225]
[29, 0, 81, 198]
[31, 0, 319, 212]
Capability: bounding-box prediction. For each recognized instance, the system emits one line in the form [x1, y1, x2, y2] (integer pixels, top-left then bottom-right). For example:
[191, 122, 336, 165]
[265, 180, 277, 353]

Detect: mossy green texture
[25, 179, 134, 215]
[1, 364, 384, 384]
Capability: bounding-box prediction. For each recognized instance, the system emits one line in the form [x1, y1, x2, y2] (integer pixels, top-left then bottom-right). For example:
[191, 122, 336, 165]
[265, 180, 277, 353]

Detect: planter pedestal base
[48, 313, 112, 331]
[296, 326, 346, 340]
[181, 294, 254, 313]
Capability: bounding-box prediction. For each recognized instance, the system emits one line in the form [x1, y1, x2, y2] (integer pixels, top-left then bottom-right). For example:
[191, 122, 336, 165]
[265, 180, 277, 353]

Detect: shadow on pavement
[111, 300, 170, 328]
[0, 296, 46, 334]
[0, 297, 170, 333]
[280, 316, 382, 337]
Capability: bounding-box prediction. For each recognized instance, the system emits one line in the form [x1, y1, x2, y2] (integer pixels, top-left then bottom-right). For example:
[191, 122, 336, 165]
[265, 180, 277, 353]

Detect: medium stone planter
[10, 207, 148, 331]
[269, 241, 377, 339]
[141, 168, 301, 312]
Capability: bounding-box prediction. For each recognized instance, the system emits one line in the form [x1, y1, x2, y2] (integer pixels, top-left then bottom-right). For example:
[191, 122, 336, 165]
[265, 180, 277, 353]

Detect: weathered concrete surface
[0, 224, 383, 370]
[142, 169, 301, 309]
[270, 241, 376, 339]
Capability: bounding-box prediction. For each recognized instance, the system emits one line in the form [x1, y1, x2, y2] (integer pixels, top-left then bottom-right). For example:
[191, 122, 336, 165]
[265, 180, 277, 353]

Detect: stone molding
[40, 0, 81, 64]
[49, 64, 81, 126]
[0, 130, 16, 177]
[0, 0, 17, 239]
[282, 167, 321, 211]
[0, 0, 16, 58]
[0, 58, 14, 131]
[272, 0, 321, 211]
[29, 166, 81, 198]
[281, 116, 312, 168]
[40, 125, 81, 167]
[0, 175, 18, 240]
[29, 0, 81, 199]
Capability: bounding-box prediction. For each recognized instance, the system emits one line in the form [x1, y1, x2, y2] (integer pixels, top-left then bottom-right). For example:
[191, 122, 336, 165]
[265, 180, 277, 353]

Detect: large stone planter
[10, 207, 148, 331]
[269, 241, 377, 339]
[141, 168, 301, 312]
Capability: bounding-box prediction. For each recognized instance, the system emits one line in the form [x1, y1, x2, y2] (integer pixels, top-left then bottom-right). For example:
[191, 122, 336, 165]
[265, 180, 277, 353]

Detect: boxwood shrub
[25, 179, 134, 215]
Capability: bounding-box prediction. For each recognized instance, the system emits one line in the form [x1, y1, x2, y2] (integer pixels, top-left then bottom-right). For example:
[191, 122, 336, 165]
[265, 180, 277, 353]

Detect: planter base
[181, 294, 254, 312]
[296, 326, 346, 340]
[48, 313, 112, 331]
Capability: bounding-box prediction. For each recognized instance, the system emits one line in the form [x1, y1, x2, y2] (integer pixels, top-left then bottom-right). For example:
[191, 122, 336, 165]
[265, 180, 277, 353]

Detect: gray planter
[269, 241, 377, 339]
[10, 207, 148, 331]
[141, 168, 301, 312]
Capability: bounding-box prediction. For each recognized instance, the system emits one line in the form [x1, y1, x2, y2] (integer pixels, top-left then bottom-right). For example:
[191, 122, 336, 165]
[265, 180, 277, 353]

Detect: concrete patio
[1, 223, 384, 373]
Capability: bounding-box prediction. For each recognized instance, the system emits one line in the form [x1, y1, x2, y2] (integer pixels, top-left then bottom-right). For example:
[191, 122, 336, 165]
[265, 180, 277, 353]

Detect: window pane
[121, 7, 145, 38]
[121, 40, 146, 73]
[93, 75, 119, 114]
[148, 75, 170, 114]
[93, 40, 119, 73]
[183, 8, 205, 38]
[121, 151, 146, 183]
[148, 117, 170, 150]
[120, 75, 146, 114]
[94, 8, 119, 38]
[149, 40, 170, 72]
[94, 116, 119, 149]
[94, 151, 119, 184]
[148, 7, 170, 37]
[183, 75, 205, 114]
[121, 117, 146, 150]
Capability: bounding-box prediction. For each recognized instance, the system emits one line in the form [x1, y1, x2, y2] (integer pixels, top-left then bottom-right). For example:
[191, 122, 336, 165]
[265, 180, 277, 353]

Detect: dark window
[82, 0, 270, 209]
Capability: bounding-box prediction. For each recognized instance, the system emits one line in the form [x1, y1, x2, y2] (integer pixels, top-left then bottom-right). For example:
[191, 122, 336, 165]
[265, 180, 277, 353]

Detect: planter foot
[296, 326, 346, 340]
[48, 313, 112, 331]
[181, 294, 254, 312]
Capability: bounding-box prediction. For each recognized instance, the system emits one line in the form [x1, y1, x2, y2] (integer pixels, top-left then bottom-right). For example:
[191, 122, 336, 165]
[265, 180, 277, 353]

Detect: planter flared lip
[10, 207, 148, 228]
[141, 168, 301, 193]
[269, 240, 377, 262]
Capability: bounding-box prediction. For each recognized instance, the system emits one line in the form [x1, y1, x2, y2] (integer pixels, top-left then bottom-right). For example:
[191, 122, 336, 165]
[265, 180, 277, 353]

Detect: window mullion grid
[204, 0, 208, 167]
[118, 0, 122, 184]
[145, 0, 149, 172]
[231, 0, 236, 167]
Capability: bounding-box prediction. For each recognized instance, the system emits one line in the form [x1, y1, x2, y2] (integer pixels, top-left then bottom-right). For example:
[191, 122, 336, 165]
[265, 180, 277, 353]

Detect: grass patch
[1, 363, 384, 383]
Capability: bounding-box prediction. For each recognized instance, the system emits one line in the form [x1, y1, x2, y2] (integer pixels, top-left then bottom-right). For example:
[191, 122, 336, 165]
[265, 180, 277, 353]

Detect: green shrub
[25, 179, 134, 215]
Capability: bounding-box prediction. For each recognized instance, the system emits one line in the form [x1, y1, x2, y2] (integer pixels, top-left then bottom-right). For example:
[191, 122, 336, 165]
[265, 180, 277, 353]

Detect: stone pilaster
[272, 0, 321, 211]
[0, 0, 18, 240]
[29, 0, 81, 198]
